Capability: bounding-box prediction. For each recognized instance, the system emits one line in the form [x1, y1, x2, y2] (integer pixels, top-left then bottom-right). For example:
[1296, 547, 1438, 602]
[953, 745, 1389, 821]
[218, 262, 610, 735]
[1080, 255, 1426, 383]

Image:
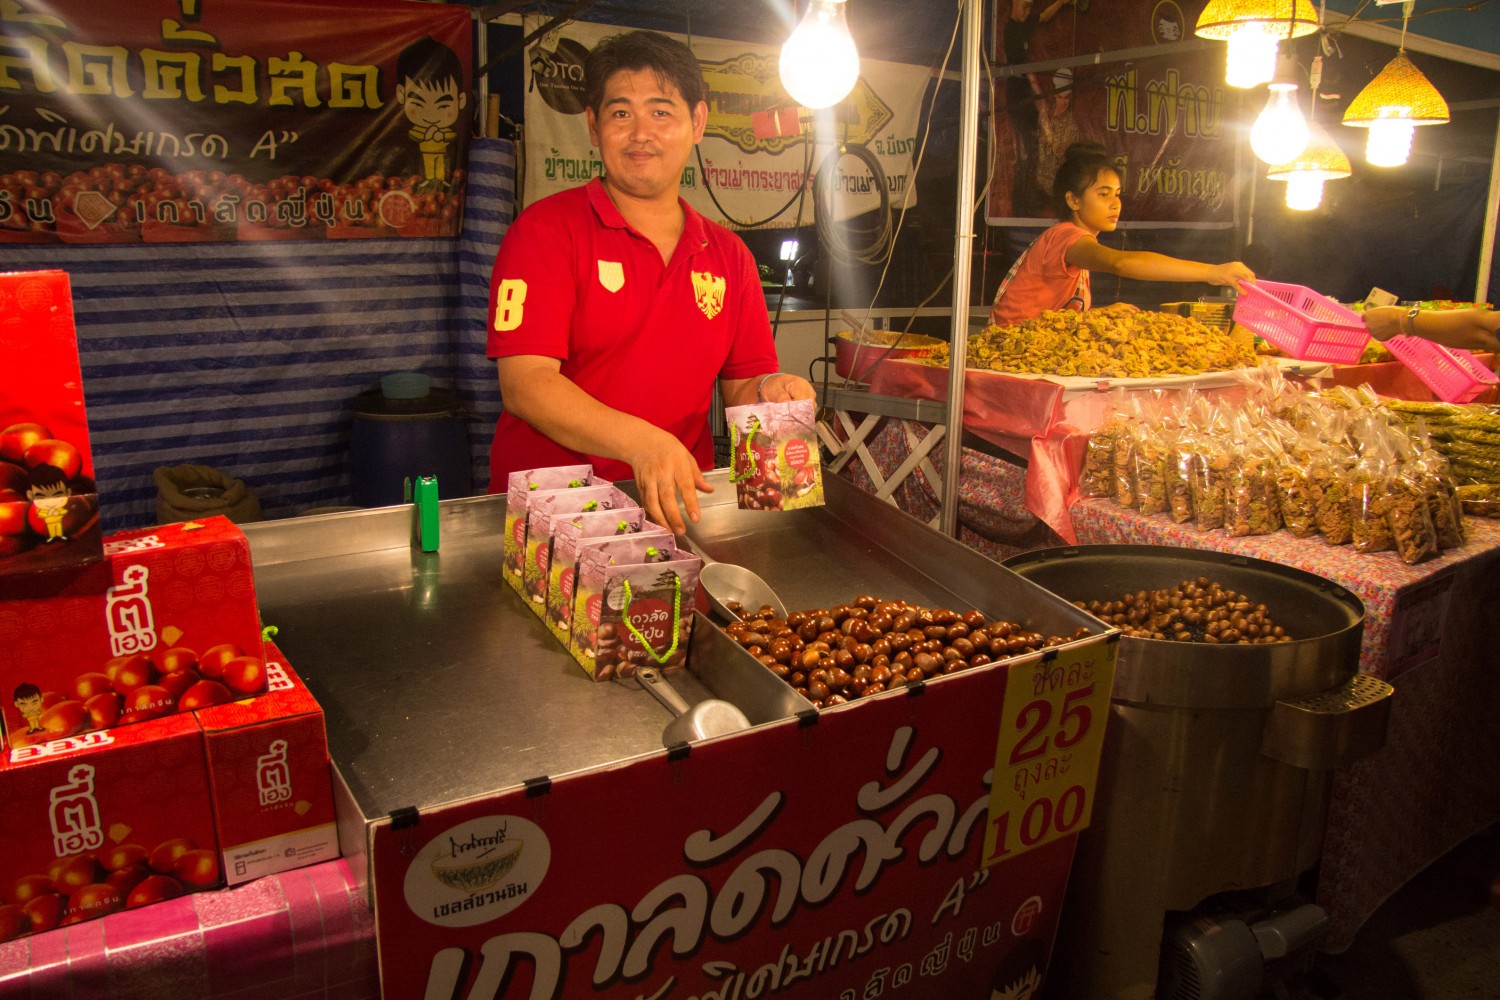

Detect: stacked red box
[0, 515, 266, 748]
[0, 713, 221, 942]
[0, 269, 104, 580]
[195, 641, 338, 886]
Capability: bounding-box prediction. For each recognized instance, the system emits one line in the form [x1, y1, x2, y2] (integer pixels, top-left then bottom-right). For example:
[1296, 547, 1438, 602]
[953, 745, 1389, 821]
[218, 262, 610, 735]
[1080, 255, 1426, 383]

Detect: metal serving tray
[242, 469, 1102, 895]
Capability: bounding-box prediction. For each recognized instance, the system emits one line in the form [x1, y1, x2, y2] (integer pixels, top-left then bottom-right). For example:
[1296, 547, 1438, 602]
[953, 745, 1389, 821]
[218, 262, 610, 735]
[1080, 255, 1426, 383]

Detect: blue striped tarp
[0, 139, 516, 532]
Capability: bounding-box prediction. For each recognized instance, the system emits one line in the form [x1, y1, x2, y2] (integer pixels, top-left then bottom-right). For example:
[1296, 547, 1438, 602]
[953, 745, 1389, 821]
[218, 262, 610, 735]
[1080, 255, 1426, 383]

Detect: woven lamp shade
[1194, 0, 1320, 40]
[1266, 119, 1352, 180]
[1342, 51, 1450, 126]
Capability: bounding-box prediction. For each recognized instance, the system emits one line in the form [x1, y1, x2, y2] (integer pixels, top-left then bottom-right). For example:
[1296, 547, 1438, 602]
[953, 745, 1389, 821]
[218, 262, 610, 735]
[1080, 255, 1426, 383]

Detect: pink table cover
[839, 424, 1500, 952]
[0, 860, 378, 999]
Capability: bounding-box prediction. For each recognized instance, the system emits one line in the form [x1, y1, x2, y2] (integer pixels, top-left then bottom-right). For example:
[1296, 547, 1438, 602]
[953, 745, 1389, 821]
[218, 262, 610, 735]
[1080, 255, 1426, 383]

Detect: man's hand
[624, 426, 712, 535]
[756, 372, 816, 403]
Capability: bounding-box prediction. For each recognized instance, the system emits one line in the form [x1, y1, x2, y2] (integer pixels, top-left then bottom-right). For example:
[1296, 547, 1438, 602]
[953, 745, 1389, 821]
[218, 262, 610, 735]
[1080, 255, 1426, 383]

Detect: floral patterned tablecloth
[842, 417, 1500, 953]
[0, 860, 378, 999]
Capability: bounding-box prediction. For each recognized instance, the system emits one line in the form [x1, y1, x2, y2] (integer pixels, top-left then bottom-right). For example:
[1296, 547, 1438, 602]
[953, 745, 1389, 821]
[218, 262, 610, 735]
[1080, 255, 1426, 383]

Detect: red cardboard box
[195, 641, 338, 886]
[0, 713, 221, 942]
[0, 269, 104, 580]
[0, 515, 266, 748]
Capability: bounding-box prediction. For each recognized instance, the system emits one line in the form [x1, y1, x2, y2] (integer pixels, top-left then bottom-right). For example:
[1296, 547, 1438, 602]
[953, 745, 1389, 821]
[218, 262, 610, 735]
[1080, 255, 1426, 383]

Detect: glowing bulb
[1366, 117, 1416, 167]
[1224, 25, 1278, 89]
[1251, 89, 1308, 165]
[779, 0, 860, 110]
[1285, 172, 1324, 210]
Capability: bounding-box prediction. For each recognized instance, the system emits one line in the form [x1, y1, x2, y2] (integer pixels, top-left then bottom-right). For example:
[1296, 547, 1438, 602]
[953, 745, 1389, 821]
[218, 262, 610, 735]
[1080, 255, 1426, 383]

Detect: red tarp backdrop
[989, 0, 1234, 228]
[0, 0, 471, 243]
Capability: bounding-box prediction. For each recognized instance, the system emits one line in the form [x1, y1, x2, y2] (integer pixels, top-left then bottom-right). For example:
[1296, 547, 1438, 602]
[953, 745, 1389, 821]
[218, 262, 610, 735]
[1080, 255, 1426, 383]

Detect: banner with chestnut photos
[369, 645, 1103, 999]
[0, 0, 472, 244]
[989, 0, 1236, 227]
[522, 17, 932, 230]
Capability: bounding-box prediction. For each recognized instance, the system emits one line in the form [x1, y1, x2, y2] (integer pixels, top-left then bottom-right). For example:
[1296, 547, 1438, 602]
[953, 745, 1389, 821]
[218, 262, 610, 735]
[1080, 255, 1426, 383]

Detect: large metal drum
[1003, 545, 1393, 1000]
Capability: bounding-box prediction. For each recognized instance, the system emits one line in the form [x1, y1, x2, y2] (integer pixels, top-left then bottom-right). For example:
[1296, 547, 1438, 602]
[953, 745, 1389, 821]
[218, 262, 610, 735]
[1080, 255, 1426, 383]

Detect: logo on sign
[106, 565, 157, 657]
[404, 815, 551, 928]
[257, 739, 293, 807]
[50, 764, 104, 856]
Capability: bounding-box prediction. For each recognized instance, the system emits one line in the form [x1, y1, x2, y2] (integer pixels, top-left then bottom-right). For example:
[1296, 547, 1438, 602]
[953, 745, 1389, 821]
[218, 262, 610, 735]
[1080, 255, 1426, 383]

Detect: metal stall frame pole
[940, 0, 983, 536]
[1477, 107, 1500, 305]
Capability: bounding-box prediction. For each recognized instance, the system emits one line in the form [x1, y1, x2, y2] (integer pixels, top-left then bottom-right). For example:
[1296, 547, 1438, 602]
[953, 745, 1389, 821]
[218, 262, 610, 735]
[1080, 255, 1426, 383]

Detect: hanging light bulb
[1194, 0, 1319, 89]
[1266, 117, 1351, 211]
[1341, 51, 1447, 167]
[1250, 57, 1307, 164]
[779, 0, 860, 110]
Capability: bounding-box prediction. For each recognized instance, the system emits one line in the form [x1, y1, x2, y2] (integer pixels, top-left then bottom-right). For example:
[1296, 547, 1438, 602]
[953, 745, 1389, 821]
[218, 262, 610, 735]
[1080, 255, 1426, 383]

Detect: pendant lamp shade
[1266, 118, 1351, 210]
[1195, 0, 1319, 88]
[1341, 52, 1450, 128]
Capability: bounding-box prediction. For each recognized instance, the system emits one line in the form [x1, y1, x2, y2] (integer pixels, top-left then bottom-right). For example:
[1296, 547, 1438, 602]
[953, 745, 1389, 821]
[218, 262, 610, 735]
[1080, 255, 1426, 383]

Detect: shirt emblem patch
[691, 270, 725, 320]
[597, 260, 625, 293]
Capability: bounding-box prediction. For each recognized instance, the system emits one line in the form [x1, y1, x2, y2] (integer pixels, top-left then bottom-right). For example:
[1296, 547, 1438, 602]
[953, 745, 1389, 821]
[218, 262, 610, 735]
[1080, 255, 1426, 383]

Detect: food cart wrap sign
[0, 0, 471, 244]
[369, 637, 1113, 998]
[522, 17, 929, 228]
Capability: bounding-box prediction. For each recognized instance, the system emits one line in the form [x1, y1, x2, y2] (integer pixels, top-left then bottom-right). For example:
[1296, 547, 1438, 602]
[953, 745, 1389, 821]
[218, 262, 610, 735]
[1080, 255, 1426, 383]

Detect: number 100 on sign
[984, 642, 1116, 866]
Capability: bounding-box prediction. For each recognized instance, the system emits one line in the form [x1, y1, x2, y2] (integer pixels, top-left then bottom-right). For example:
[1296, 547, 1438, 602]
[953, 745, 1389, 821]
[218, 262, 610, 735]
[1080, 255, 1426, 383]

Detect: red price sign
[983, 640, 1116, 866]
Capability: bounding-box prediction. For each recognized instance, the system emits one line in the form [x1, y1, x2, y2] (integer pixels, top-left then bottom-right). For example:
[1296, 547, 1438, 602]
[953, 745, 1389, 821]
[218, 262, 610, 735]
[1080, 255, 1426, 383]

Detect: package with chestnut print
[1, 270, 105, 580]
[0, 711, 222, 943]
[501, 464, 598, 595]
[520, 483, 636, 618]
[567, 536, 702, 681]
[727, 399, 825, 511]
[0, 515, 267, 749]
[545, 506, 666, 642]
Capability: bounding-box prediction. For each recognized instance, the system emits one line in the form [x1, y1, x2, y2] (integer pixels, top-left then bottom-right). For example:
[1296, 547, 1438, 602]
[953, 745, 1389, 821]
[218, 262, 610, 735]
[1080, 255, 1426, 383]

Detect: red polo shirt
[486, 178, 778, 487]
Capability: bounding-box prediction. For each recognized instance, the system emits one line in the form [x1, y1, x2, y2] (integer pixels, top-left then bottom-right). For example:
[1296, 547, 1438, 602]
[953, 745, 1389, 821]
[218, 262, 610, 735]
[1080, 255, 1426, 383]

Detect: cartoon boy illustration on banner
[397, 36, 468, 184]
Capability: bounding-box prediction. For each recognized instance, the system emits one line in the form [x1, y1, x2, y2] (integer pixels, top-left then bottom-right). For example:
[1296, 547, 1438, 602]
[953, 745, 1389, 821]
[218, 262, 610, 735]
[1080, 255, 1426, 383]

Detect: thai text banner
[522, 17, 931, 230]
[0, 0, 472, 244]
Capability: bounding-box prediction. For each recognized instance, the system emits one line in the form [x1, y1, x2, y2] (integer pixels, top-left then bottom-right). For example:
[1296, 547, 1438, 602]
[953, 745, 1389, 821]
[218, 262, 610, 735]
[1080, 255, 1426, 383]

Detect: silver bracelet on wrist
[756, 372, 781, 402]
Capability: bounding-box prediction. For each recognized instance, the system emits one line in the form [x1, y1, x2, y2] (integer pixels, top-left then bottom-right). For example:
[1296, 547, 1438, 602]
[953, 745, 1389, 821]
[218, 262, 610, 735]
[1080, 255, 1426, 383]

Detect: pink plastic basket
[1383, 334, 1499, 403]
[1232, 280, 1370, 364]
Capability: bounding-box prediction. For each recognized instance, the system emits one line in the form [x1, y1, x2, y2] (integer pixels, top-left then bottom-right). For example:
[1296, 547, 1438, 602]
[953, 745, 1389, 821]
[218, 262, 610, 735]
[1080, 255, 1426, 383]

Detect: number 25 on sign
[983, 640, 1116, 866]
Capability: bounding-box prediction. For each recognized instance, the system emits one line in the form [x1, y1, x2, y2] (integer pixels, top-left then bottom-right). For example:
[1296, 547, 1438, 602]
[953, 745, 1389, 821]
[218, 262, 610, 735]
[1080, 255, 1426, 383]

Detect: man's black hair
[398, 35, 464, 92]
[584, 31, 706, 114]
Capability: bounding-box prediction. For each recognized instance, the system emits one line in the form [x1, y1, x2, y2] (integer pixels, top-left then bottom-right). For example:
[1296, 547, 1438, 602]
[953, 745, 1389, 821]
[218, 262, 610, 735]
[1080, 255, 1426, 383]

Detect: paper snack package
[0, 712, 220, 942]
[1, 269, 105, 581]
[727, 399, 825, 511]
[545, 508, 658, 641]
[193, 641, 338, 886]
[569, 539, 702, 680]
[0, 515, 266, 749]
[501, 464, 594, 595]
[519, 484, 635, 616]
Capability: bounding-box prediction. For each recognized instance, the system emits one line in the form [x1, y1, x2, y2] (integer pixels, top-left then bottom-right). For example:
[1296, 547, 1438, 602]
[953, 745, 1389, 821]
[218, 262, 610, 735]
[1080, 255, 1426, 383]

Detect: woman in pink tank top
[990, 143, 1255, 328]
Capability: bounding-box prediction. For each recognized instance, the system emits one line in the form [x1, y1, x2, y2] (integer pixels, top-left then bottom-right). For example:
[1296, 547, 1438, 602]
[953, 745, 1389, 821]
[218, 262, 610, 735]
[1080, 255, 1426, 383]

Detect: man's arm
[497, 355, 709, 534]
[719, 372, 816, 408]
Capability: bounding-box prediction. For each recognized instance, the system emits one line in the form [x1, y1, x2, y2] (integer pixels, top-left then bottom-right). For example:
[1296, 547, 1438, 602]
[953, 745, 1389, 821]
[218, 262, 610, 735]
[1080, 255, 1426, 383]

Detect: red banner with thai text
[369, 652, 1091, 999]
[0, 0, 471, 244]
[989, 0, 1235, 227]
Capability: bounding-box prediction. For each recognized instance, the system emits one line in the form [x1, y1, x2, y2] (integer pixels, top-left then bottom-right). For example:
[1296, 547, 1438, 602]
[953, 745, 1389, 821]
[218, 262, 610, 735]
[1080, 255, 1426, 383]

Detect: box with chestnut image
[726, 399, 825, 511]
[568, 537, 702, 680]
[0, 515, 267, 749]
[0, 713, 221, 944]
[1, 269, 105, 580]
[195, 642, 338, 886]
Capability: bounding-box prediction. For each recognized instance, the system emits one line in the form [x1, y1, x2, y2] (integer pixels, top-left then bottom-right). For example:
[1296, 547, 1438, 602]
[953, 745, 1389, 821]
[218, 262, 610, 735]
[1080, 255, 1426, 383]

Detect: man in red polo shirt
[486, 31, 814, 533]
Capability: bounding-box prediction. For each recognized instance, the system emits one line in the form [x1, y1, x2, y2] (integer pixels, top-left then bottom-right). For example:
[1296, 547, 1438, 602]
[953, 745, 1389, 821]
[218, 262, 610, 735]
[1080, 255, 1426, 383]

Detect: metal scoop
[699, 560, 787, 623]
[636, 665, 751, 745]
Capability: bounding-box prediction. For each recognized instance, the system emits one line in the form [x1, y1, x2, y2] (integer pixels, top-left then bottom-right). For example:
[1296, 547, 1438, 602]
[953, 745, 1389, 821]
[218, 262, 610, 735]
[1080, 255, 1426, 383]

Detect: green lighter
[406, 474, 440, 552]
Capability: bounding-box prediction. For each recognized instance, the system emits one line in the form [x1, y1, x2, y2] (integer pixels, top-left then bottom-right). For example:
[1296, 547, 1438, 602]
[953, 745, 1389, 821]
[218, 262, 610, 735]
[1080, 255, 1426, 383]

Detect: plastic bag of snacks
[727, 399, 824, 510]
[1274, 426, 1320, 539]
[1386, 467, 1439, 565]
[1167, 418, 1197, 524]
[1408, 421, 1466, 549]
[1082, 403, 1129, 499]
[1225, 426, 1282, 537]
[1190, 406, 1232, 531]
[1131, 403, 1172, 517]
[1310, 443, 1354, 545]
[1348, 436, 1396, 555]
[1112, 395, 1148, 509]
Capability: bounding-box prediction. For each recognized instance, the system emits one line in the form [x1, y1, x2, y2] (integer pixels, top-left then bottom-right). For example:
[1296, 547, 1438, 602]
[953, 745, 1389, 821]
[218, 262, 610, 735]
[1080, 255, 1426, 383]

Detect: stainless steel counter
[243, 469, 1102, 872]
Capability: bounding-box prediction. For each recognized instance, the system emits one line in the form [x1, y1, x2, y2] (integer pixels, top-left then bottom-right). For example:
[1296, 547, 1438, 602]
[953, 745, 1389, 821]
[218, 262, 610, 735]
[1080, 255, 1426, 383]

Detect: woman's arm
[1065, 237, 1254, 288]
[1364, 306, 1500, 353]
